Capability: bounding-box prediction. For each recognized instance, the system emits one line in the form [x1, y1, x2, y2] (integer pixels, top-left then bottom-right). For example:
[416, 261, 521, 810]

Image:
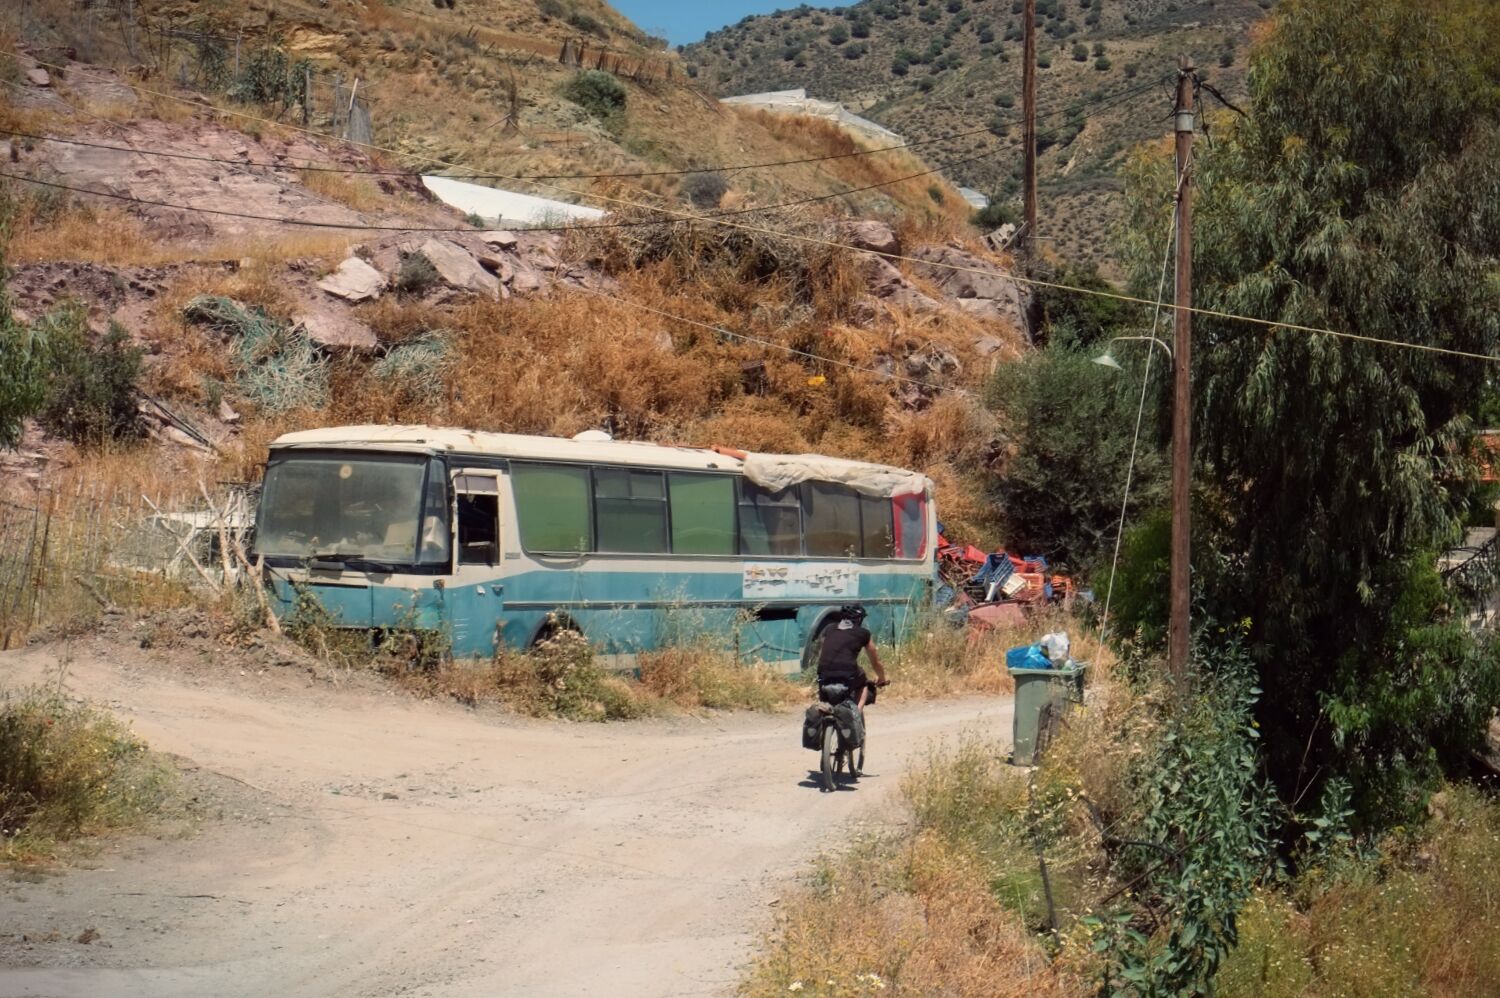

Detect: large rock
[317, 257, 385, 302]
[295, 307, 379, 350]
[417, 238, 500, 297]
[509, 265, 544, 294]
[972, 334, 1006, 358]
[856, 252, 940, 313]
[481, 230, 519, 250]
[910, 245, 1028, 328]
[911, 245, 1021, 300]
[26, 68, 50, 88]
[841, 219, 901, 257]
[905, 344, 962, 379]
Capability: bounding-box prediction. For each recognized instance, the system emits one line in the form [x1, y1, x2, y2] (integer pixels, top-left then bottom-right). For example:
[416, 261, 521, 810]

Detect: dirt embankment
[0, 635, 1013, 998]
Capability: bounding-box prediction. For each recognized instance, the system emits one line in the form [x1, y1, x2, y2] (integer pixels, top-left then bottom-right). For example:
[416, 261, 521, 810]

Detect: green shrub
[562, 69, 627, 120]
[35, 308, 143, 447]
[183, 295, 327, 414]
[0, 258, 49, 449]
[1083, 648, 1278, 995]
[679, 171, 728, 209]
[493, 629, 648, 720]
[986, 347, 1168, 571]
[971, 199, 1017, 230]
[1, 688, 171, 861]
[1094, 56, 1111, 71]
[227, 47, 312, 117]
[395, 252, 440, 296]
[566, 11, 608, 37]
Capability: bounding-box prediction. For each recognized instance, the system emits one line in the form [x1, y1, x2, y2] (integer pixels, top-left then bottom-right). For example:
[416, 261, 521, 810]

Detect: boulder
[972, 334, 1006, 357]
[855, 252, 939, 312]
[417, 238, 501, 297]
[414, 240, 501, 297]
[26, 68, 50, 88]
[841, 219, 901, 257]
[481, 230, 519, 250]
[317, 257, 385, 302]
[476, 249, 514, 282]
[295, 308, 379, 351]
[510, 266, 544, 294]
[905, 344, 961, 379]
[911, 245, 1024, 301]
[954, 298, 1010, 323]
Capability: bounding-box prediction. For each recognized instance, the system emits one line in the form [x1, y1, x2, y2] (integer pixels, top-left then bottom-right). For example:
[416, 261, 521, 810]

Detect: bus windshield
[256, 453, 450, 567]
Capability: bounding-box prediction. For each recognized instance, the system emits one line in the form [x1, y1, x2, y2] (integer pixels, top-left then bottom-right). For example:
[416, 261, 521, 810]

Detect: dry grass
[743, 732, 1089, 997]
[637, 644, 801, 712]
[298, 169, 386, 214]
[1217, 784, 1500, 998]
[4, 186, 358, 267]
[886, 607, 1112, 701]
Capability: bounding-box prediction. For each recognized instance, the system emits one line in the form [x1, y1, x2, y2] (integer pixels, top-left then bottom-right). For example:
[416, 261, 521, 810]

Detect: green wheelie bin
[1008, 661, 1088, 766]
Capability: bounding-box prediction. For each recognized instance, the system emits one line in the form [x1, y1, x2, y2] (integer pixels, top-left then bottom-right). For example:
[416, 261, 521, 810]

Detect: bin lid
[1006, 661, 1089, 677]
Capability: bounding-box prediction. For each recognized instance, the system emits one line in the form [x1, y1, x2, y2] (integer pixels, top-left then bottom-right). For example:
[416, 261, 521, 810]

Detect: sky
[612, 1, 855, 47]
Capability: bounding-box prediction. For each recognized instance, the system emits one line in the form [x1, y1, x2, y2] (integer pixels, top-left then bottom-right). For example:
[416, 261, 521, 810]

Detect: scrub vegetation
[0, 686, 173, 864]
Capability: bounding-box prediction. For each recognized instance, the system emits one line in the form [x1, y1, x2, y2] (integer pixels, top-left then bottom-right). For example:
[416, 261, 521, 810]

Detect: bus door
[448, 469, 506, 655]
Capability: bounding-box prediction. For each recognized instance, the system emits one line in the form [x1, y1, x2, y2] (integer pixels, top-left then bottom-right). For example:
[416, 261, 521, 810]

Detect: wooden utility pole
[1168, 58, 1195, 686]
[1021, 0, 1037, 260]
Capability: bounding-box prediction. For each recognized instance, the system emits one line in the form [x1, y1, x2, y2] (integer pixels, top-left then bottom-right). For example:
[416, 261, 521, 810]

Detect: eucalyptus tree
[1120, 0, 1500, 825]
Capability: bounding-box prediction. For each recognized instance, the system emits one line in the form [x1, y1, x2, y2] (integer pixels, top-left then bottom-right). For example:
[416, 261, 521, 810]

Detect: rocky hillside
[6, 0, 971, 223]
[1, 43, 1026, 541]
[683, 0, 1273, 268]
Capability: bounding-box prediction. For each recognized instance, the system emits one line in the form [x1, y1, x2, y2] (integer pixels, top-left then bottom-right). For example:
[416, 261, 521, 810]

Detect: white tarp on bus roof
[740, 452, 928, 498]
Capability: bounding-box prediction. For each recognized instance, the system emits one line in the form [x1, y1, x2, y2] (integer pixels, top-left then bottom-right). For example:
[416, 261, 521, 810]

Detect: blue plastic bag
[1005, 644, 1052, 671]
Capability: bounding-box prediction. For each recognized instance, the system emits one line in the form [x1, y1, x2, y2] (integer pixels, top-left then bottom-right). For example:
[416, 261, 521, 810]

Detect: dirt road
[0, 640, 1012, 998]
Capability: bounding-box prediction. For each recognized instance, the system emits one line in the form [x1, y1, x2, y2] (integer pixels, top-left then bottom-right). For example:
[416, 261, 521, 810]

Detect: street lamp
[1092, 335, 1174, 370]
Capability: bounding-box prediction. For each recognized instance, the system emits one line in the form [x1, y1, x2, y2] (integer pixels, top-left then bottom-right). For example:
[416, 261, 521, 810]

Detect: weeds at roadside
[0, 686, 172, 864]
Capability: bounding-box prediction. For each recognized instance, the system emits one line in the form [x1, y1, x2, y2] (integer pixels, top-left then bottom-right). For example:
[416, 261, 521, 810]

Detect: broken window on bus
[513, 463, 592, 552]
[860, 494, 894, 559]
[668, 473, 735, 555]
[456, 474, 500, 566]
[802, 482, 861, 558]
[737, 480, 801, 556]
[594, 467, 667, 554]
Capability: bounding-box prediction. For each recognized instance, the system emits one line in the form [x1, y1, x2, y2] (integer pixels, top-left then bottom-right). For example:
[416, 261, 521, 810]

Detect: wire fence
[0, 483, 256, 649]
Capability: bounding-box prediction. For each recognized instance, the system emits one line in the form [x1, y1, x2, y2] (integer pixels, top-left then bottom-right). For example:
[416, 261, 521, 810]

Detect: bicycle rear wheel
[820, 724, 838, 791]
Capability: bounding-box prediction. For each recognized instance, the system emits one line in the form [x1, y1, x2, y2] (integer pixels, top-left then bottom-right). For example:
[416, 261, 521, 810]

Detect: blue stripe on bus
[272, 568, 930, 664]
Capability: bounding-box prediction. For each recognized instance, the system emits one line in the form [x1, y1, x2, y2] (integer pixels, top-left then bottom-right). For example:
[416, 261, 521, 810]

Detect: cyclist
[816, 604, 889, 713]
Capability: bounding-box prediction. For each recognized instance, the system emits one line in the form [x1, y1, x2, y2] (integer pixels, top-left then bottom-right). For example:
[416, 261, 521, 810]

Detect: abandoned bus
[251, 425, 937, 668]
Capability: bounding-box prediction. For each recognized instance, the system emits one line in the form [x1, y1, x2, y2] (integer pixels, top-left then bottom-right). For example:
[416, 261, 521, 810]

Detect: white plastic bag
[1038, 631, 1070, 666]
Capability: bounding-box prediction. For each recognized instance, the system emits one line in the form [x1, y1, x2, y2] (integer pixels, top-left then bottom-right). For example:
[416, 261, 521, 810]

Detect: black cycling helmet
[840, 604, 868, 624]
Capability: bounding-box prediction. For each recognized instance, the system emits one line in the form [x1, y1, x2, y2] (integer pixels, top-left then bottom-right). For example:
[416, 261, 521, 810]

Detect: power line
[0, 141, 995, 234]
[23, 58, 1493, 366]
[0, 76, 1156, 234]
[1, 76, 1167, 183]
[0, 87, 1152, 235]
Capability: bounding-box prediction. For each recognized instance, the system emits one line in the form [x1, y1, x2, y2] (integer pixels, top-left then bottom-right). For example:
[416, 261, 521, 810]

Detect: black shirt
[817, 623, 871, 684]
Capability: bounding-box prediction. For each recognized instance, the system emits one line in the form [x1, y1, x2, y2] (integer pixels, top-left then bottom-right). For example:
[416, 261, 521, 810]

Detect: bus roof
[267, 426, 929, 495]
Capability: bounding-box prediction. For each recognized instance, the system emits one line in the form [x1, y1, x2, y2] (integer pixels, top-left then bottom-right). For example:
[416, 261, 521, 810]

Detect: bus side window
[455, 473, 500, 566]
